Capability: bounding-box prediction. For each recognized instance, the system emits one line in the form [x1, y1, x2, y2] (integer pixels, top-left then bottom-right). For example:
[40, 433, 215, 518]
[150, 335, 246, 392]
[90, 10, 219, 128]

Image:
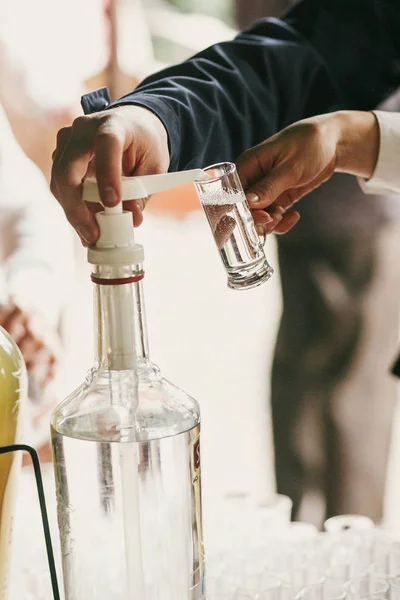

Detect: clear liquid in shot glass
[197, 166, 273, 290]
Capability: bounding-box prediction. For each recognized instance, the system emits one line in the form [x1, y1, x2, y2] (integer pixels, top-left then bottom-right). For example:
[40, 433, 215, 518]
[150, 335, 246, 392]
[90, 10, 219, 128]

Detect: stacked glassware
[202, 495, 400, 600]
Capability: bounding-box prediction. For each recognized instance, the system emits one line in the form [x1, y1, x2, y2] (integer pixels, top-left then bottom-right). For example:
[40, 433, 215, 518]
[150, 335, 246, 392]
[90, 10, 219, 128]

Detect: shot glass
[194, 162, 274, 290]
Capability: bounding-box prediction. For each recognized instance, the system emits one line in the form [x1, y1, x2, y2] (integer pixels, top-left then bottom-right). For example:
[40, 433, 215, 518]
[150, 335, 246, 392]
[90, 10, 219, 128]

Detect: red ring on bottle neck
[90, 272, 144, 285]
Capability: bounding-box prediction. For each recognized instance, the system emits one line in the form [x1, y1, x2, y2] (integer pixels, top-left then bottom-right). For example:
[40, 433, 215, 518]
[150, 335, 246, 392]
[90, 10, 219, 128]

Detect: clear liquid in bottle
[52, 387, 203, 600]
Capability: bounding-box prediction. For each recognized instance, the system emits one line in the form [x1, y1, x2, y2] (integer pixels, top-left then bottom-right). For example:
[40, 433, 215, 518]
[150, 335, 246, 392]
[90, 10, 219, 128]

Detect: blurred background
[4, 0, 279, 501]
[1, 0, 400, 594]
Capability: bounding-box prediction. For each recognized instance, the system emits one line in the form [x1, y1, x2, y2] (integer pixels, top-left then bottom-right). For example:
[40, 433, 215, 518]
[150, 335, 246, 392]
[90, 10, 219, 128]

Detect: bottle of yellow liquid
[0, 325, 27, 600]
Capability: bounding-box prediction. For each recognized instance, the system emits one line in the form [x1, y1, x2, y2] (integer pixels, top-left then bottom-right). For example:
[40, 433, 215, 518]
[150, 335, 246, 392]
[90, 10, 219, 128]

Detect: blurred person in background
[0, 0, 112, 180]
[231, 0, 400, 525]
[0, 102, 74, 454]
[51, 0, 400, 526]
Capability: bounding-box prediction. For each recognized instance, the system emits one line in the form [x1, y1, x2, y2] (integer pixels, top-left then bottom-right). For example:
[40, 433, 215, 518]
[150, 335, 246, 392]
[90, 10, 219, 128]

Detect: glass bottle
[51, 197, 204, 600]
[0, 326, 27, 600]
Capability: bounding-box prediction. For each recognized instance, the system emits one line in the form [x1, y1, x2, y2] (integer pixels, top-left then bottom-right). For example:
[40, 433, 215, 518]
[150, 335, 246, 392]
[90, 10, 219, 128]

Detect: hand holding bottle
[51, 105, 170, 246]
[237, 111, 380, 236]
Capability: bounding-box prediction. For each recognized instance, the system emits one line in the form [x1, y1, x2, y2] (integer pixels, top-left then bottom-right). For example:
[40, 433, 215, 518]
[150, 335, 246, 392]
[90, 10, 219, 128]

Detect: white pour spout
[82, 169, 210, 252]
[83, 168, 210, 213]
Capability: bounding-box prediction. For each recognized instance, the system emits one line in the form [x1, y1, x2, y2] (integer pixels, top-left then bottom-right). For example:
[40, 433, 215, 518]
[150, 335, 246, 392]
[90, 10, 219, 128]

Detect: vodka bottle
[51, 176, 205, 600]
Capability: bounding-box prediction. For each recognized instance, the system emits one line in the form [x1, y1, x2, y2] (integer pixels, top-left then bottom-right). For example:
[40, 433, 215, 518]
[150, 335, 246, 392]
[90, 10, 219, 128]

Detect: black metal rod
[0, 444, 60, 600]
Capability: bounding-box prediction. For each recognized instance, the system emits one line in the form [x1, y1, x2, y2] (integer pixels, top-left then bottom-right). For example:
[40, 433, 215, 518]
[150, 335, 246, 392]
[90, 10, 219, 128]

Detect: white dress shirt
[0, 103, 74, 326]
[359, 111, 400, 196]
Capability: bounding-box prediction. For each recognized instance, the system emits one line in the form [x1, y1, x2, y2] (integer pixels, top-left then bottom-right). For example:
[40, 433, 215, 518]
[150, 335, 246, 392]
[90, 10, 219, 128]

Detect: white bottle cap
[84, 169, 209, 265]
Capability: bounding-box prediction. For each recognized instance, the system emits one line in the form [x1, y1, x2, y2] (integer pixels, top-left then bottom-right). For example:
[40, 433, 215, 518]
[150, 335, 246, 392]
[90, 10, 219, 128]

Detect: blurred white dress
[0, 103, 74, 326]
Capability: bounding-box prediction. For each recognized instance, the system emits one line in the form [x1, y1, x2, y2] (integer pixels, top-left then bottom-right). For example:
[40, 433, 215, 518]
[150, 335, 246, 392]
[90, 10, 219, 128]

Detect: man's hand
[0, 303, 58, 388]
[236, 111, 379, 236]
[51, 105, 170, 246]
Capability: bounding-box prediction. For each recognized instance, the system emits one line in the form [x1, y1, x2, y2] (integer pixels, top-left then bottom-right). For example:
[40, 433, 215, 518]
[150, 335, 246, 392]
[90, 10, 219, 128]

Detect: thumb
[245, 164, 299, 210]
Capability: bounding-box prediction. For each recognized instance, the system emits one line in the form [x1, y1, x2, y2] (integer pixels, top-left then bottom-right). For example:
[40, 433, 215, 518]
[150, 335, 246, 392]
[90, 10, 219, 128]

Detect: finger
[265, 189, 300, 215]
[122, 198, 147, 227]
[112, 133, 166, 225]
[273, 211, 301, 234]
[51, 119, 100, 244]
[94, 123, 125, 208]
[86, 157, 96, 179]
[251, 210, 274, 226]
[85, 159, 108, 221]
[52, 126, 72, 163]
[266, 179, 323, 215]
[67, 203, 99, 246]
[86, 201, 104, 215]
[245, 164, 302, 210]
[265, 164, 335, 217]
[252, 208, 283, 235]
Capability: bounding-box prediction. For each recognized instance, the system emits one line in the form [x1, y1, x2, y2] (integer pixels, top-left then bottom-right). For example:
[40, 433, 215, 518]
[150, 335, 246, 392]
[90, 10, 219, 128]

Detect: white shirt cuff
[358, 110, 400, 195]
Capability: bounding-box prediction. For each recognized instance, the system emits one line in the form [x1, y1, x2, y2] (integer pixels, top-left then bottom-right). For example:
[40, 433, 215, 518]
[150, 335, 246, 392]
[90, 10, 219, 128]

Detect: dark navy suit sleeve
[108, 0, 400, 172]
[110, 19, 337, 171]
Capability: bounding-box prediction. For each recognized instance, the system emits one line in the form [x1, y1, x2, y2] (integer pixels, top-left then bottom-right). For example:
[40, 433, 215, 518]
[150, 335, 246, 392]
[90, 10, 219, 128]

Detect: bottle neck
[92, 262, 150, 370]
[132, 278, 150, 364]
